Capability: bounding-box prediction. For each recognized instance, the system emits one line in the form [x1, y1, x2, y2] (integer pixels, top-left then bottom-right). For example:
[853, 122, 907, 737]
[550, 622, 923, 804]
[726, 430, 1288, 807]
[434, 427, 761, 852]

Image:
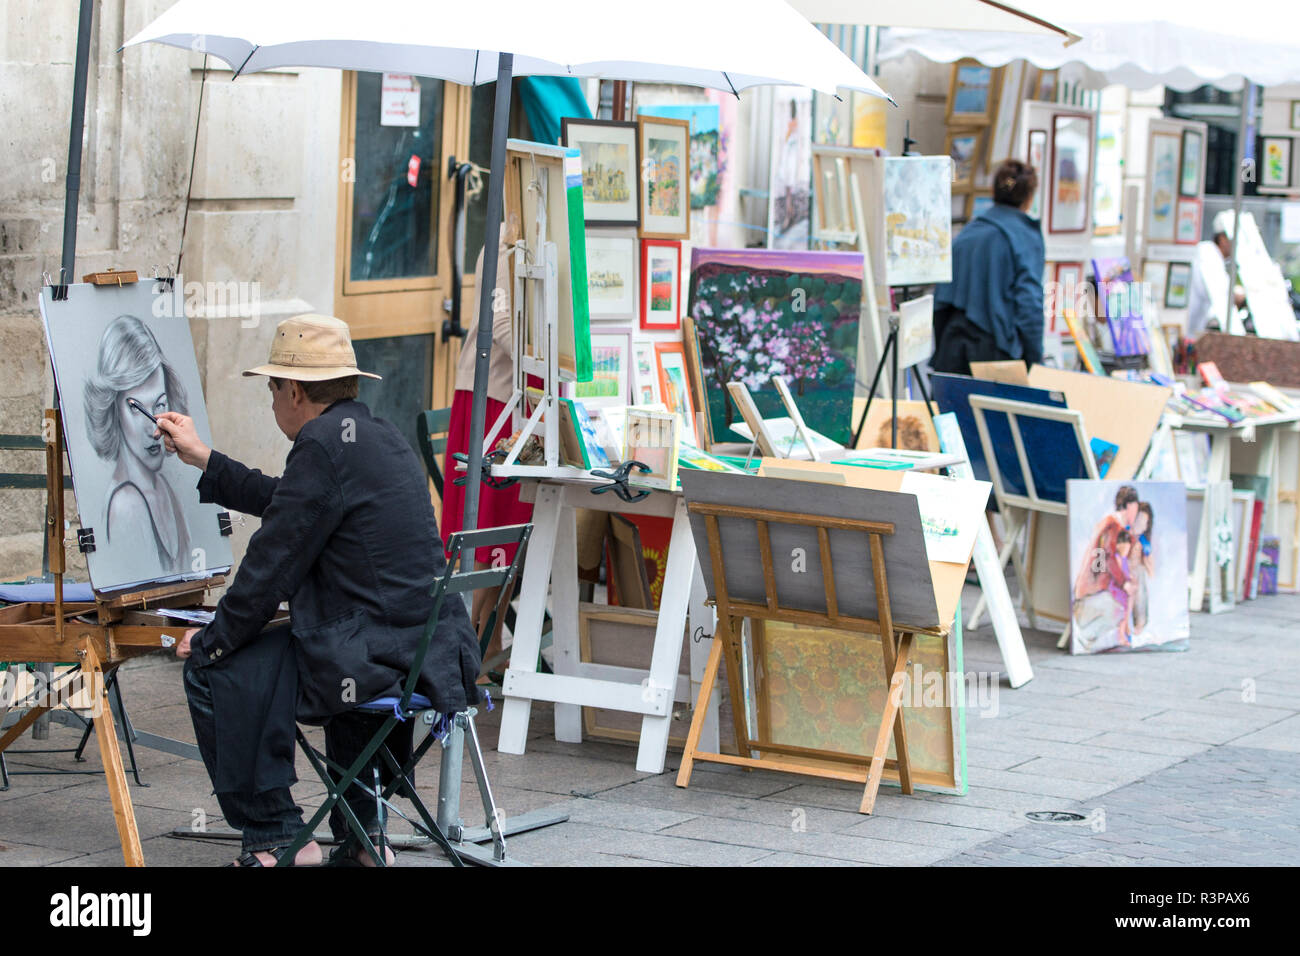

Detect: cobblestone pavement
[1, 587, 1297, 866]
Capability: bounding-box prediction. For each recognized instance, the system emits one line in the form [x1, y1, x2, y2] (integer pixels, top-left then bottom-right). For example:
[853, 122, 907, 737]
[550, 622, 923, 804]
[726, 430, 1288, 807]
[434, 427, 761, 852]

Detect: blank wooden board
[754, 458, 980, 631]
[970, 360, 1030, 386]
[1027, 366, 1170, 481]
[678, 467, 941, 632]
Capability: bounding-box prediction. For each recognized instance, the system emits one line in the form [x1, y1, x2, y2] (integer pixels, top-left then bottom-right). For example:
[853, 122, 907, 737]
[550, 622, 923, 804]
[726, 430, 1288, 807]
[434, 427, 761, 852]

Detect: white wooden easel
[811, 145, 889, 399]
[485, 146, 719, 771]
[496, 479, 719, 773]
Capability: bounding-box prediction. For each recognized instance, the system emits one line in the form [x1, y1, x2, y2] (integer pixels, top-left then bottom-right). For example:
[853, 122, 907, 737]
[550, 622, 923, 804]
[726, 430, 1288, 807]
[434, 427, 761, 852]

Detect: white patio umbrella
[125, 0, 892, 532]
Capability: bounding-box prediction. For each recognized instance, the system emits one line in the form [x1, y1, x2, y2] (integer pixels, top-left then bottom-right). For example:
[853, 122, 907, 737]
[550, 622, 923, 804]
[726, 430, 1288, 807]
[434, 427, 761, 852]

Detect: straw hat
[242, 314, 381, 382]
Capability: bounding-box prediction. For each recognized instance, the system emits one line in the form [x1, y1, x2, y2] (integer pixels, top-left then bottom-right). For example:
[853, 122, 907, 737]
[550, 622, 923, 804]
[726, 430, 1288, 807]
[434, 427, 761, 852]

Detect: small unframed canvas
[1067, 480, 1189, 654]
[39, 279, 234, 592]
[688, 247, 861, 447]
[882, 157, 953, 286]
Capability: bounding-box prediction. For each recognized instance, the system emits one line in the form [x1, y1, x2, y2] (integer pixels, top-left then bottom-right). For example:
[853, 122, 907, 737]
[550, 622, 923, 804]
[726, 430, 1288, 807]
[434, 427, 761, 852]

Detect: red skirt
[440, 389, 534, 564]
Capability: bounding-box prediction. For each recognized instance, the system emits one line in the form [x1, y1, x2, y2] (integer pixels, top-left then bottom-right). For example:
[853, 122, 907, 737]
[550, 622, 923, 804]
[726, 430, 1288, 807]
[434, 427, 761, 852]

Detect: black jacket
[189, 399, 480, 723]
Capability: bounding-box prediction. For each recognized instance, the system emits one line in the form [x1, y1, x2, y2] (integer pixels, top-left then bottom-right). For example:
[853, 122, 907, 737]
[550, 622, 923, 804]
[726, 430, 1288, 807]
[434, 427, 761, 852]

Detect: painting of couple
[1068, 481, 1189, 654]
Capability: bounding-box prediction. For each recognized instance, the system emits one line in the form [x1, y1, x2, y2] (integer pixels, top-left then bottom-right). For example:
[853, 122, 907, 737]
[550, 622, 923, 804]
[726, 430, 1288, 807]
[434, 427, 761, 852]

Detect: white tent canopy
[791, 0, 1077, 39]
[877, 0, 1300, 90]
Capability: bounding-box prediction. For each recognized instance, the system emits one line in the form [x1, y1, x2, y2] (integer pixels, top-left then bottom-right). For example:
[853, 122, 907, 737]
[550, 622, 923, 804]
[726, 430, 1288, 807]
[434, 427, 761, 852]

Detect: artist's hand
[176, 627, 200, 659]
[155, 412, 212, 471]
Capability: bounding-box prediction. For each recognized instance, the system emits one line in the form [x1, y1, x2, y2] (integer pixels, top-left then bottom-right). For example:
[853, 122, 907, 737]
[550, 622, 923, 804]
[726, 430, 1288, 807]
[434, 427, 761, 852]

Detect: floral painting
[688, 248, 861, 446]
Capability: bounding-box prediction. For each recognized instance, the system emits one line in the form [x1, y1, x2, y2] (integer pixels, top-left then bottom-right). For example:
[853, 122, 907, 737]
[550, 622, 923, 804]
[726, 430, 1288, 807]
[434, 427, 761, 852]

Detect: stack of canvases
[944, 58, 1059, 226]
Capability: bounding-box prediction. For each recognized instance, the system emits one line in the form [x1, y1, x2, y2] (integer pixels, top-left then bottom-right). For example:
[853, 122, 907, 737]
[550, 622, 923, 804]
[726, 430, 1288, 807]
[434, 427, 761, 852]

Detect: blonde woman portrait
[83, 314, 192, 576]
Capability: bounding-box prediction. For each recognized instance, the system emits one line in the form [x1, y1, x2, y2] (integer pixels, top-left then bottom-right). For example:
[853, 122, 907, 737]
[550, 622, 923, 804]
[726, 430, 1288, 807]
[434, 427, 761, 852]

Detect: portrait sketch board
[39, 279, 233, 593]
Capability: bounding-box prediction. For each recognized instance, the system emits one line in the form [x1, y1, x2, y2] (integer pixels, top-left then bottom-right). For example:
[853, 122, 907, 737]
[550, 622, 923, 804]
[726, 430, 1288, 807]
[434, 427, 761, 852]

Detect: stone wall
[0, 0, 340, 584]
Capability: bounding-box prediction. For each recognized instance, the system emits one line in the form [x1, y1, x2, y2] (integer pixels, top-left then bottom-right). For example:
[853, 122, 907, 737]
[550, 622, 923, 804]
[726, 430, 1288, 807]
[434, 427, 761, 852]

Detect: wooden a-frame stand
[675, 500, 945, 814]
[0, 407, 223, 866]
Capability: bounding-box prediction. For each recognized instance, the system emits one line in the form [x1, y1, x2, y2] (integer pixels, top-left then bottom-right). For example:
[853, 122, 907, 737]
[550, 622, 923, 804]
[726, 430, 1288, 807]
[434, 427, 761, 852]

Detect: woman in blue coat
[932, 160, 1046, 374]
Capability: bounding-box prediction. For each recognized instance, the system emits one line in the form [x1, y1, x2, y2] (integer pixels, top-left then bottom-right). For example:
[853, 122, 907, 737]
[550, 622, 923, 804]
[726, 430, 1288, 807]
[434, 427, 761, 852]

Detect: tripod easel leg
[83, 641, 143, 867]
[861, 631, 913, 814]
[676, 633, 724, 788]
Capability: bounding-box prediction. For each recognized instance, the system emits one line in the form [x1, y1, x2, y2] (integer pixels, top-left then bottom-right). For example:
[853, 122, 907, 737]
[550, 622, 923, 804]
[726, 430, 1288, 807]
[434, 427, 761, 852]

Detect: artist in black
[155, 313, 480, 866]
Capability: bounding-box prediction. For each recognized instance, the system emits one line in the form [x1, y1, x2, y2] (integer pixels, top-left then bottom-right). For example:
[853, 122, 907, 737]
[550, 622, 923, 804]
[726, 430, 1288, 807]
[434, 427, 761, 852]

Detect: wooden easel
[675, 500, 944, 814]
[0, 402, 223, 866]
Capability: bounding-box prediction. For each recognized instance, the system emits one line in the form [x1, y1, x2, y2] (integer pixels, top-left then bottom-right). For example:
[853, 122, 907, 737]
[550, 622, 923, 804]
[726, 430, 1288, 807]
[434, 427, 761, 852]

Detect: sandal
[327, 834, 395, 867]
[229, 843, 323, 867]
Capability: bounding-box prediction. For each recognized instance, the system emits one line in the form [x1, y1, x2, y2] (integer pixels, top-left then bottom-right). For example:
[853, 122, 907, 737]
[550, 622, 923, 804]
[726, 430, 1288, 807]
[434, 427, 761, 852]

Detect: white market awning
[877, 0, 1300, 91]
[791, 0, 1077, 40]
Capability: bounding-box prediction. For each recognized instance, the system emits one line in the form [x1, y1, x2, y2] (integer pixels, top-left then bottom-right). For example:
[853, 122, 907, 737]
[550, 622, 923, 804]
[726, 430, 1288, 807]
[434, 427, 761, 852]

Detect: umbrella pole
[1225, 81, 1255, 327]
[462, 52, 515, 535]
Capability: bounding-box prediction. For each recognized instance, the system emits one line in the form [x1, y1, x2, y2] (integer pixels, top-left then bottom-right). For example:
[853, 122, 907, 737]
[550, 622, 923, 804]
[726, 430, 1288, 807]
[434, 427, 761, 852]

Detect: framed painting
[947, 61, 994, 124]
[1179, 128, 1204, 198]
[947, 128, 984, 190]
[1093, 111, 1123, 235]
[1261, 136, 1293, 189]
[584, 227, 638, 321]
[1026, 128, 1047, 220]
[631, 340, 661, 405]
[640, 239, 682, 331]
[1066, 480, 1190, 653]
[561, 117, 639, 227]
[767, 86, 814, 249]
[574, 328, 632, 409]
[1049, 112, 1092, 234]
[688, 247, 862, 447]
[986, 61, 1027, 172]
[655, 341, 700, 446]
[1165, 262, 1193, 309]
[1175, 198, 1202, 245]
[624, 407, 679, 490]
[39, 279, 234, 592]
[1146, 131, 1181, 243]
[636, 115, 691, 239]
[1142, 259, 1168, 304]
[637, 103, 721, 210]
[1053, 261, 1084, 333]
[967, 193, 993, 219]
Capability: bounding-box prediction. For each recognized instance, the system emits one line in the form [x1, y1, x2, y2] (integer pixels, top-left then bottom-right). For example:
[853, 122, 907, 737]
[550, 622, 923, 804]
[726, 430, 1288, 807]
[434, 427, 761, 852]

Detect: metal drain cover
[1026, 811, 1087, 823]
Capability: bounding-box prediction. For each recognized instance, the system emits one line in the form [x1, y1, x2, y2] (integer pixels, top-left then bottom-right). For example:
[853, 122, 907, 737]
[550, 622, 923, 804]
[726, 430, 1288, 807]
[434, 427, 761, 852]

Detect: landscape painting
[637, 104, 721, 210]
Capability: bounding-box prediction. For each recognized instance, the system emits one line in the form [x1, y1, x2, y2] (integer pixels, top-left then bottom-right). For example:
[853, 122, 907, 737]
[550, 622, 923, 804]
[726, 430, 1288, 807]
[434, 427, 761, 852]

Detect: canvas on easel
[39, 278, 233, 593]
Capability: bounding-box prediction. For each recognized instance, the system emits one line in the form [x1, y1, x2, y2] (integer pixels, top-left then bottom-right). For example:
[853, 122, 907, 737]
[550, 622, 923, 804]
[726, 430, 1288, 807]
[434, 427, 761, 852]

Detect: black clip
[217, 512, 233, 536]
[155, 275, 175, 290]
[50, 284, 69, 301]
[452, 449, 517, 489]
[590, 461, 652, 503]
[76, 528, 96, 553]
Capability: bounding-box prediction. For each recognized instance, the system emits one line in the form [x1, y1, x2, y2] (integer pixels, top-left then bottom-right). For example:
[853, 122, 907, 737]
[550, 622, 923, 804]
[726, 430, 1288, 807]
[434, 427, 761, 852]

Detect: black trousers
[184, 630, 415, 852]
[931, 306, 1012, 376]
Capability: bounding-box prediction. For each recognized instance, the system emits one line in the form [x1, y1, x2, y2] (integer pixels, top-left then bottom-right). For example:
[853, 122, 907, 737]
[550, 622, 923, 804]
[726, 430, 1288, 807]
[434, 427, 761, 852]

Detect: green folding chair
[416, 408, 453, 501]
[278, 522, 532, 867]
